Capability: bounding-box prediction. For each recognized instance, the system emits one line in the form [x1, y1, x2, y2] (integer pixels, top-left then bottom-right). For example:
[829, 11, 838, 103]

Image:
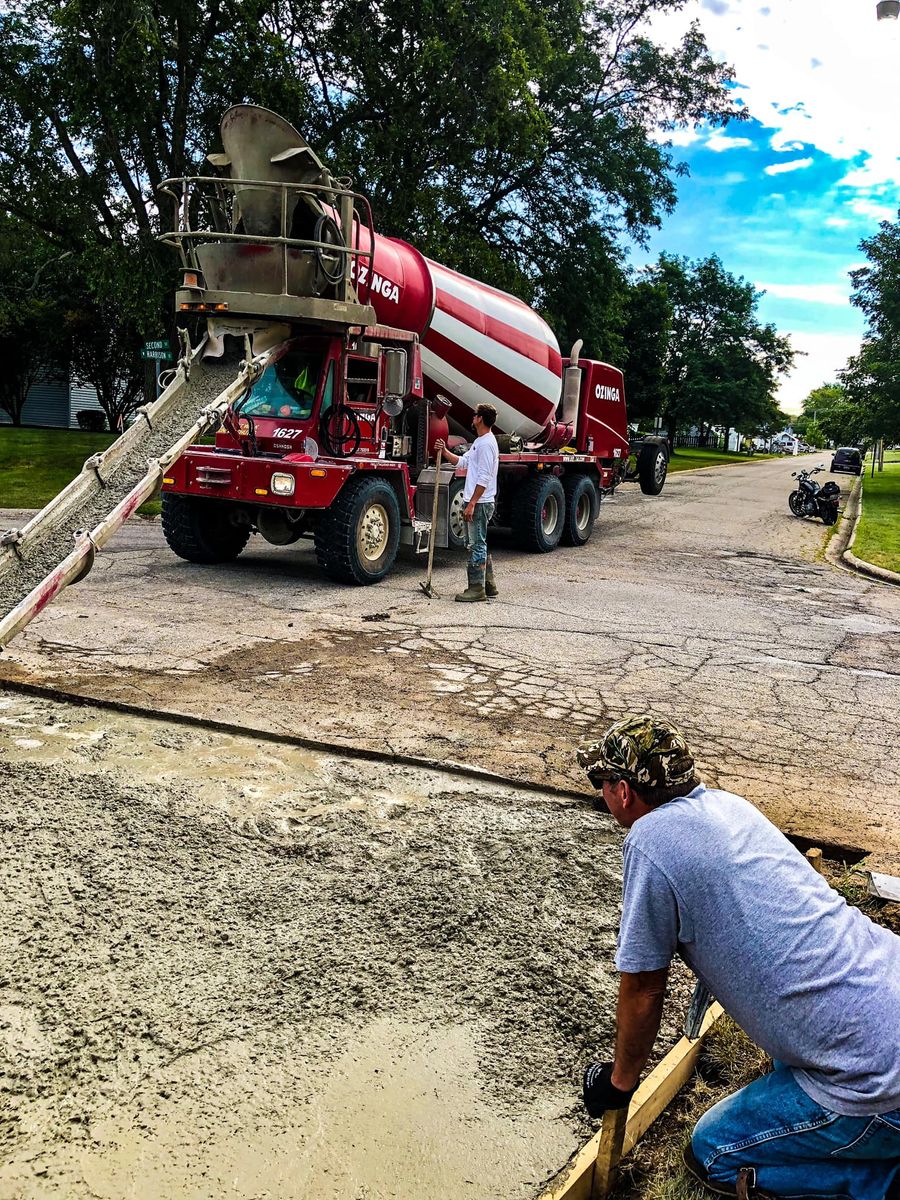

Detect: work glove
[582, 1061, 636, 1118]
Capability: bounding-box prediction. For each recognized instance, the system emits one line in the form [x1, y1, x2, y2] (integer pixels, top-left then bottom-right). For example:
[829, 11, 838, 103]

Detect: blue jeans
[465, 501, 494, 569]
[692, 1064, 900, 1199]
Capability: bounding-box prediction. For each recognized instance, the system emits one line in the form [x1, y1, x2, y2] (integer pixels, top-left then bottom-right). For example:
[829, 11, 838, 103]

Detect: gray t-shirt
[616, 784, 900, 1116]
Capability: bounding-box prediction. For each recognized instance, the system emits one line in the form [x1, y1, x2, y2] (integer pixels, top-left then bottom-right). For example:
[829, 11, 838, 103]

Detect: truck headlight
[271, 472, 295, 496]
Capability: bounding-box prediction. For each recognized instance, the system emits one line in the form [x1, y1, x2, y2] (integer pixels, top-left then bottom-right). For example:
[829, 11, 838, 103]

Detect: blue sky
[636, 0, 900, 413]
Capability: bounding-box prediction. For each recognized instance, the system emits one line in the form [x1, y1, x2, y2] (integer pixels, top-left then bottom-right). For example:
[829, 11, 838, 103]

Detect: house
[0, 370, 105, 430]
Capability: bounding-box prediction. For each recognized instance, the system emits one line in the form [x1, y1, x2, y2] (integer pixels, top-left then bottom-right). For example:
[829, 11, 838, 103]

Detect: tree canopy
[842, 212, 900, 445]
[0, 0, 759, 426]
[797, 384, 862, 449]
[649, 254, 794, 439]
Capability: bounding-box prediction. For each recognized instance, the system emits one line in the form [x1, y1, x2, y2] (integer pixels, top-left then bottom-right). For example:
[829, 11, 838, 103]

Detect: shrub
[75, 409, 106, 432]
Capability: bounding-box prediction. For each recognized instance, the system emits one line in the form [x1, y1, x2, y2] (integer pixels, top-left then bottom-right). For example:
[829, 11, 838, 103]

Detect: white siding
[0, 376, 69, 428]
[0, 372, 106, 430]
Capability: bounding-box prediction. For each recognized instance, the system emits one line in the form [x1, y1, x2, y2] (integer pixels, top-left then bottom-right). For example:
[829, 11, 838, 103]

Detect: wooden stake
[806, 847, 824, 874]
[540, 1002, 724, 1200]
[592, 1108, 628, 1197]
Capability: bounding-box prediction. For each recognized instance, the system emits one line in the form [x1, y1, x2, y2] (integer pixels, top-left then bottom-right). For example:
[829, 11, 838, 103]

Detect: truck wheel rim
[655, 452, 667, 486]
[358, 503, 389, 562]
[575, 491, 592, 532]
[541, 495, 560, 536]
[449, 488, 466, 543]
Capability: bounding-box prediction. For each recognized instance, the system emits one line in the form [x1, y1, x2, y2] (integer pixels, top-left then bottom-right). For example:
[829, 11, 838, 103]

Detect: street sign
[143, 339, 169, 351]
[141, 348, 173, 362]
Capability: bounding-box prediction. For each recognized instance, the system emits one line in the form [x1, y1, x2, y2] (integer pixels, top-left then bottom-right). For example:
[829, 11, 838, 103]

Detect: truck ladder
[0, 342, 276, 650]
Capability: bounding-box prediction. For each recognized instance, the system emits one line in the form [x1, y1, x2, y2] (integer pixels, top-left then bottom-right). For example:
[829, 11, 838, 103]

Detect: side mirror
[378, 348, 408, 406]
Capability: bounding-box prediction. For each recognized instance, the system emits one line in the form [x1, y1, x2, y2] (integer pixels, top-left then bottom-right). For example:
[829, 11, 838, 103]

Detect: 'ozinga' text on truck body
[158, 105, 669, 584]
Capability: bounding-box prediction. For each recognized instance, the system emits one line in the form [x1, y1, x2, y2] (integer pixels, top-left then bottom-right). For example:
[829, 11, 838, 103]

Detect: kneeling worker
[435, 402, 499, 602]
[577, 715, 900, 1200]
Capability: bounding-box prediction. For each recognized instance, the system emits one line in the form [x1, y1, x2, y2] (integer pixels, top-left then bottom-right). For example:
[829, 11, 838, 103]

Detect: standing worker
[435, 402, 500, 603]
[576, 714, 900, 1200]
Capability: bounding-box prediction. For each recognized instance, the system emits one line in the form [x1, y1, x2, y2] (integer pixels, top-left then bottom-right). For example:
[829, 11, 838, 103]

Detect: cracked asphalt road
[2, 452, 898, 867]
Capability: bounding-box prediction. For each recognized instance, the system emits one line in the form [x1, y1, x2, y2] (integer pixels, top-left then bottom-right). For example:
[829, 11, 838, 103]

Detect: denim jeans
[692, 1064, 900, 1199]
[465, 501, 494, 569]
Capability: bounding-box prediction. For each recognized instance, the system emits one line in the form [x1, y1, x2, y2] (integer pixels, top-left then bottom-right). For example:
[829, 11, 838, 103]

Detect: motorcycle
[788, 465, 841, 526]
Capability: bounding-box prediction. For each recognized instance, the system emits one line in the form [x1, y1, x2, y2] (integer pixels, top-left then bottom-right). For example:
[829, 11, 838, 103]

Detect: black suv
[830, 447, 862, 475]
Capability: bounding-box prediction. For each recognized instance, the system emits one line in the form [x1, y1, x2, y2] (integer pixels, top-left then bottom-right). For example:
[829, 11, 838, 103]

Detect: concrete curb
[829, 474, 900, 586]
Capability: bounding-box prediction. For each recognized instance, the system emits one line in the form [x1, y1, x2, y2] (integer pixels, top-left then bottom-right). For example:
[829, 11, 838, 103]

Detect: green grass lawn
[0, 427, 161, 516]
[853, 459, 900, 573]
[667, 447, 777, 473]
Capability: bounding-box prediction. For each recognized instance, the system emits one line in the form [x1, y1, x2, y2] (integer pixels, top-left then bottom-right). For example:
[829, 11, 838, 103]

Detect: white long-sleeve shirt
[455, 432, 499, 503]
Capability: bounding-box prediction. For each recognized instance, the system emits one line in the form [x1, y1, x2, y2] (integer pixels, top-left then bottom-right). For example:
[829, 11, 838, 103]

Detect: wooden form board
[539, 1002, 725, 1200]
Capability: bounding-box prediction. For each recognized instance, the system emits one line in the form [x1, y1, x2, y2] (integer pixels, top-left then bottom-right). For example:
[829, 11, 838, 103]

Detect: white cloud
[848, 197, 896, 222]
[646, 1, 900, 196]
[654, 125, 704, 148]
[706, 132, 753, 152]
[756, 282, 849, 306]
[824, 216, 851, 228]
[764, 157, 814, 176]
[775, 333, 861, 414]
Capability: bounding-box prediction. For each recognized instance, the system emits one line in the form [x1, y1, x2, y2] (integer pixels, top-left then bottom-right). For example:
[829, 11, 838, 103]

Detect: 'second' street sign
[143, 339, 169, 351]
[141, 348, 173, 361]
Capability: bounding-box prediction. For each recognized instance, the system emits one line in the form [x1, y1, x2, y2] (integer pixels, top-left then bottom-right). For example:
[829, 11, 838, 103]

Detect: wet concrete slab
[1, 690, 700, 1199]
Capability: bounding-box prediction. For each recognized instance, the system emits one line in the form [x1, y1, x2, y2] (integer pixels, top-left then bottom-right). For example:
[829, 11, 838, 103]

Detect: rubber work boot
[484, 557, 498, 598]
[455, 563, 487, 602]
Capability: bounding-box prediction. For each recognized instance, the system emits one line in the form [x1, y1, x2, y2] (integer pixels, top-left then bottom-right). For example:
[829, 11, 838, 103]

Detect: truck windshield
[243, 350, 322, 419]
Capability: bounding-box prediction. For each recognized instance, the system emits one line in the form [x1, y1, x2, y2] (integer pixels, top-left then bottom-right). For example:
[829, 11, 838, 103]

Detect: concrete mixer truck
[157, 105, 669, 585]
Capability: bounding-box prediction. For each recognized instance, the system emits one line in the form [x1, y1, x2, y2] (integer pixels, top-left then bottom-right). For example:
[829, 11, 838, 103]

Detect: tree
[843, 212, 900, 446]
[0, 216, 68, 425]
[59, 240, 168, 429]
[654, 254, 795, 442]
[802, 420, 825, 448]
[620, 275, 671, 424]
[539, 228, 629, 366]
[799, 384, 861, 448]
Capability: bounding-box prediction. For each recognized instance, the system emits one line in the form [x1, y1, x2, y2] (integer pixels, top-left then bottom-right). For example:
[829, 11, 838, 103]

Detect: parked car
[830, 447, 862, 475]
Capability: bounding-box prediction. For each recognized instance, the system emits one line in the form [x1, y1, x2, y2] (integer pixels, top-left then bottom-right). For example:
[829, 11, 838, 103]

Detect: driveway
[3, 453, 898, 867]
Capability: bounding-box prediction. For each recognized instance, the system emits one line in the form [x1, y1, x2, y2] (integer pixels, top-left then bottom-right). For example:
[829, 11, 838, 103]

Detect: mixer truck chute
[157, 105, 669, 585]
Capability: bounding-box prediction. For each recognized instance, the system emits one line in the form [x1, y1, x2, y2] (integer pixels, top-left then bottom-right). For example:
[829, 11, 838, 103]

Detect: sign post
[142, 341, 174, 398]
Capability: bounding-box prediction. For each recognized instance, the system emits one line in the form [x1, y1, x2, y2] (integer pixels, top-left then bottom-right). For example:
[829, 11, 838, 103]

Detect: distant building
[0, 371, 105, 430]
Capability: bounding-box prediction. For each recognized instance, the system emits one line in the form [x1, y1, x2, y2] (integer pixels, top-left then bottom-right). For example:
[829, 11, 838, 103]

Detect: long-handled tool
[419, 446, 443, 599]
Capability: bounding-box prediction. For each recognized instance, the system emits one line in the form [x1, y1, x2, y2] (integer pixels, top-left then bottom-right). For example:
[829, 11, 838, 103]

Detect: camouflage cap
[577, 715, 697, 793]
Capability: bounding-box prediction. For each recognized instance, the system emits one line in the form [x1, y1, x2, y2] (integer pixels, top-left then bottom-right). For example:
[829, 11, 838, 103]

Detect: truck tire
[512, 473, 565, 552]
[562, 474, 599, 546]
[314, 475, 400, 584]
[638, 443, 668, 495]
[447, 477, 467, 551]
[161, 493, 251, 564]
